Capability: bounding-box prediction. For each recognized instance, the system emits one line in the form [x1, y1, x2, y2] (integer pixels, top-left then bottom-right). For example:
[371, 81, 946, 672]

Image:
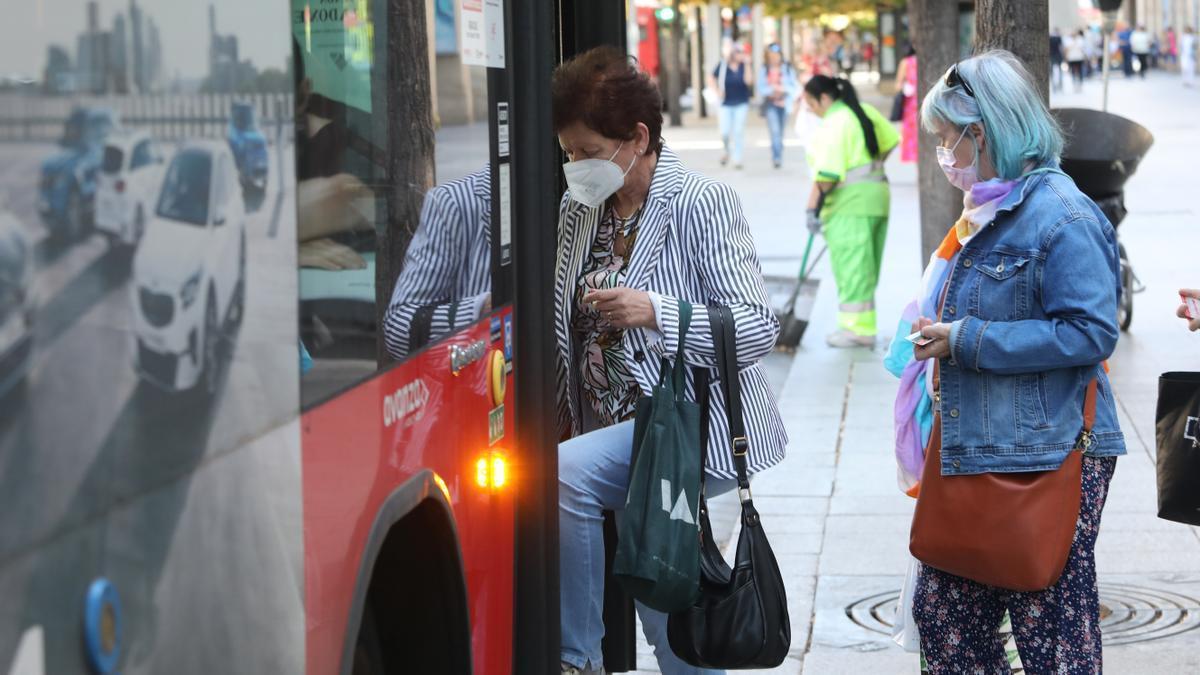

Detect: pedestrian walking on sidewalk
[1118, 23, 1135, 77]
[757, 43, 799, 169]
[906, 50, 1127, 674]
[802, 75, 899, 348]
[1049, 28, 1065, 92]
[895, 46, 919, 163]
[1182, 27, 1197, 87]
[552, 46, 787, 675]
[1132, 25, 1153, 77]
[708, 41, 753, 170]
[1064, 29, 1087, 92]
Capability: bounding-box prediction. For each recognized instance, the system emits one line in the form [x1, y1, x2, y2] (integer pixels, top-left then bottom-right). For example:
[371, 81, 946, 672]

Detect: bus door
[295, 1, 530, 673]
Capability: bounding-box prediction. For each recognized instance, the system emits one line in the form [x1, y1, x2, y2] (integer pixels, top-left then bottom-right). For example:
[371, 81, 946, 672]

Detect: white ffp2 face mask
[563, 142, 637, 208]
[936, 127, 980, 192]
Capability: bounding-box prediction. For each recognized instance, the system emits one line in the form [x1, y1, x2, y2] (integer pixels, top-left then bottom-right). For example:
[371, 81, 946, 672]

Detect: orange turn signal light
[475, 451, 509, 490]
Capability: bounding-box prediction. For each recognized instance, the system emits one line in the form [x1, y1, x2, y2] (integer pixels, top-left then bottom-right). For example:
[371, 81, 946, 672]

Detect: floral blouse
[573, 208, 641, 427]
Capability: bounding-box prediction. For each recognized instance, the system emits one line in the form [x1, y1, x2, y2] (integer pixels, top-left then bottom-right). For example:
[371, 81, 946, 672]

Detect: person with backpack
[757, 43, 798, 169]
[803, 75, 899, 348]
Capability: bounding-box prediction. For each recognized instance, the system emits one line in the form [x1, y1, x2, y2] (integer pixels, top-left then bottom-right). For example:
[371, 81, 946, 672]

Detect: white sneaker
[825, 330, 876, 349]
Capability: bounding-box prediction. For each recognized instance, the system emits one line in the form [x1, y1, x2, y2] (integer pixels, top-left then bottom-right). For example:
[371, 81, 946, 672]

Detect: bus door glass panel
[298, 0, 493, 406]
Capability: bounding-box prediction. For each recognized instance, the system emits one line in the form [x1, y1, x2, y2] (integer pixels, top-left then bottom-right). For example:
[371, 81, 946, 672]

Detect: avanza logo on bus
[383, 379, 430, 428]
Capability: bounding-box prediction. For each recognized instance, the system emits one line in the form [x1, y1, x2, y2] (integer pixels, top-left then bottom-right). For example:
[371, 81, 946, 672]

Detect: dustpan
[763, 232, 825, 351]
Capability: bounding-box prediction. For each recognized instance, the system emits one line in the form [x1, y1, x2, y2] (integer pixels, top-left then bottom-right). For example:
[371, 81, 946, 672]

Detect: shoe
[825, 330, 876, 349]
[561, 662, 605, 675]
[734, 163, 744, 170]
[773, 160, 782, 169]
[719, 154, 729, 166]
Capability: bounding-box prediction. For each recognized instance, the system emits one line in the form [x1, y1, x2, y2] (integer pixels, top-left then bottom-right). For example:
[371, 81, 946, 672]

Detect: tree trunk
[666, 0, 684, 126]
[975, 0, 1051, 105]
[909, 0, 963, 262]
[379, 0, 436, 364]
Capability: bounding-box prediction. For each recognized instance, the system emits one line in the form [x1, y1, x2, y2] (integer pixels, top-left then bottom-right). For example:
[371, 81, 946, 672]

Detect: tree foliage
[756, 0, 901, 20]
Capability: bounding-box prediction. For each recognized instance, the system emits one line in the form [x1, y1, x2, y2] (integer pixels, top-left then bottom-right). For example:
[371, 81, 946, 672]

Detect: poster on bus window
[460, 0, 505, 67]
[0, 0, 304, 672]
[293, 0, 375, 112]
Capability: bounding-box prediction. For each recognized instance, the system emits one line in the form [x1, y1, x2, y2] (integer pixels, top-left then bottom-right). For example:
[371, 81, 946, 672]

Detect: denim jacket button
[952, 459, 961, 469]
[963, 259, 973, 268]
[950, 408, 960, 418]
[948, 305, 956, 315]
[949, 358, 957, 367]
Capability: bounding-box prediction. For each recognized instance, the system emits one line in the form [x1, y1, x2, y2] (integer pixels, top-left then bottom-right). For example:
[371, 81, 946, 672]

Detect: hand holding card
[1179, 289, 1200, 332]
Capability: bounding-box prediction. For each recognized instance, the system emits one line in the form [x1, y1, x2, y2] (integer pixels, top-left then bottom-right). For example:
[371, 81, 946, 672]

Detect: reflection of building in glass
[206, 4, 257, 92]
[76, 2, 111, 94]
[43, 46, 74, 94]
[49, 0, 161, 95]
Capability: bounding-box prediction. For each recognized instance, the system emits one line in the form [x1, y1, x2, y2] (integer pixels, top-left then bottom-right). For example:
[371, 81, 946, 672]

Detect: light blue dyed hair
[920, 50, 1064, 180]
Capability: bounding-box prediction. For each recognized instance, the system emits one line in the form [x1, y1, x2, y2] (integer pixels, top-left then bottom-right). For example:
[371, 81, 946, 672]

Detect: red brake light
[115, 180, 125, 193]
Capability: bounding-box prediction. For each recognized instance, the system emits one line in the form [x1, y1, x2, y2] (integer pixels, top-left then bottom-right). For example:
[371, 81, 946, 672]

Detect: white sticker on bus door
[460, 0, 505, 67]
[498, 162, 512, 265]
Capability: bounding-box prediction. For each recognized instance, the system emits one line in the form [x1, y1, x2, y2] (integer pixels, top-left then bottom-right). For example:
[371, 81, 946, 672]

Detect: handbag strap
[1077, 377, 1099, 450]
[664, 302, 694, 398]
[706, 306, 753, 501]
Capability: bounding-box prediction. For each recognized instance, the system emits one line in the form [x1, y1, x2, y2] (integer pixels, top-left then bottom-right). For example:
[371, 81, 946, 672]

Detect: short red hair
[552, 46, 664, 155]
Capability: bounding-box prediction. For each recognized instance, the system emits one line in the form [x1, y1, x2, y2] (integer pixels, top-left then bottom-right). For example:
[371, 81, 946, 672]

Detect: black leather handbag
[666, 306, 791, 669]
[1156, 372, 1200, 525]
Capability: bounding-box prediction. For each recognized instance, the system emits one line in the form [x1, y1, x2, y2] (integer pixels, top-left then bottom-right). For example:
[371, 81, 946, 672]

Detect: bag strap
[1077, 377, 1099, 450]
[707, 306, 752, 501]
[667, 302, 694, 398]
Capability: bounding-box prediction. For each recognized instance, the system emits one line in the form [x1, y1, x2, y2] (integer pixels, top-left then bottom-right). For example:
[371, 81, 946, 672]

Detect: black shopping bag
[1156, 372, 1200, 526]
[614, 302, 703, 613]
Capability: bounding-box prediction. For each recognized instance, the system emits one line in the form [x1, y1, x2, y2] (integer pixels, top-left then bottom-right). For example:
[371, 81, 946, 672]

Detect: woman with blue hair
[892, 50, 1126, 672]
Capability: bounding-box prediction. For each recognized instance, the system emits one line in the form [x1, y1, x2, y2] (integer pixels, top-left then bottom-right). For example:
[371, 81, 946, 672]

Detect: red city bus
[0, 0, 636, 672]
[635, 5, 663, 81]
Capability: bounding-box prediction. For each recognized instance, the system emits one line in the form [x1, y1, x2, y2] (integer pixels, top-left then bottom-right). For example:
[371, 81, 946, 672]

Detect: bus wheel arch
[342, 470, 472, 675]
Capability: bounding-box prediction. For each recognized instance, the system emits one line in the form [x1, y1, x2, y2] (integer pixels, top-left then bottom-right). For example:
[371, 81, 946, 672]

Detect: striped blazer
[554, 148, 787, 478]
[384, 167, 491, 359]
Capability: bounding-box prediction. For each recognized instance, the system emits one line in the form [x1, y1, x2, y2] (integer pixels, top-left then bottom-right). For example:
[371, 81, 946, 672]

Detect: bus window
[297, 0, 493, 407]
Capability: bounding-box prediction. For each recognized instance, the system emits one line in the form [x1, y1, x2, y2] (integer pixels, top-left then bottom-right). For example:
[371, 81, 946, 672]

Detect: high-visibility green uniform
[807, 100, 900, 337]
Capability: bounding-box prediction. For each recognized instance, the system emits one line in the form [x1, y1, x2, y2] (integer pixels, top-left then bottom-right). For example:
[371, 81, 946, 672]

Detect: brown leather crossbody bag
[909, 362, 1098, 592]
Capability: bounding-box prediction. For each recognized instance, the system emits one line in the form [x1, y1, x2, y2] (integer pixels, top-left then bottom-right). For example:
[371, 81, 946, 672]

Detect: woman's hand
[912, 317, 953, 361]
[1178, 288, 1200, 332]
[583, 287, 657, 330]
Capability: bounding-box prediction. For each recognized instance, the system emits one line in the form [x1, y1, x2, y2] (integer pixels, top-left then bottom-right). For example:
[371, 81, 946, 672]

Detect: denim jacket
[941, 167, 1126, 475]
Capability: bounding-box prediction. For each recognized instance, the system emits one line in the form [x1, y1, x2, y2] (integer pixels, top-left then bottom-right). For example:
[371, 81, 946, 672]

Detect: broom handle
[797, 233, 815, 283]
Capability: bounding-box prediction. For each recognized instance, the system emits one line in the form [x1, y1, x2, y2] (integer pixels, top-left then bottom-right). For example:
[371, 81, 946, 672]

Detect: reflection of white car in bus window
[131, 141, 246, 394]
[96, 130, 165, 247]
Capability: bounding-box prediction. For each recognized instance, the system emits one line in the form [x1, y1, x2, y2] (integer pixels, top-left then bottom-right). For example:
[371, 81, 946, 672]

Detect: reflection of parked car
[0, 210, 34, 396]
[132, 141, 246, 395]
[38, 107, 118, 240]
[227, 102, 269, 196]
[95, 130, 165, 247]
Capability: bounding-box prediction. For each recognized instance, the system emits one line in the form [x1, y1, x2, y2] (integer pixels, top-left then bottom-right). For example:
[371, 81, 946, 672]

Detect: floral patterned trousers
[912, 456, 1117, 675]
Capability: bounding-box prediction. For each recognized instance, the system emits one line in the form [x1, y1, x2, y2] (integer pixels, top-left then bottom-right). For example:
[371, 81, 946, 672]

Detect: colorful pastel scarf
[883, 178, 1020, 496]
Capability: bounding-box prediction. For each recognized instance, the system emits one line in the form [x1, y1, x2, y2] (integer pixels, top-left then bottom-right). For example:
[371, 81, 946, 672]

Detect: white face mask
[936, 126, 980, 192]
[563, 142, 637, 208]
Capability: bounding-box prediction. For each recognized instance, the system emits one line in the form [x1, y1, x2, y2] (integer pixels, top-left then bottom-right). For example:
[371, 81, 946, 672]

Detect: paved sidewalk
[630, 72, 1200, 673]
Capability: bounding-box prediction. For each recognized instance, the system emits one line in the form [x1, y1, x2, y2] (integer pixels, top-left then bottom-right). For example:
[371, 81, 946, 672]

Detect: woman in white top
[1064, 30, 1087, 91]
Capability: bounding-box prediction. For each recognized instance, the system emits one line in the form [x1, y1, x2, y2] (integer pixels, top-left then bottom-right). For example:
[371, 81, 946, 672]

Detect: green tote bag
[614, 301, 704, 613]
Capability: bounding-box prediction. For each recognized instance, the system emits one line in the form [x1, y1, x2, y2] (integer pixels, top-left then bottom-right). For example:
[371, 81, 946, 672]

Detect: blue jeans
[764, 104, 787, 165]
[718, 103, 749, 164]
[559, 420, 737, 674]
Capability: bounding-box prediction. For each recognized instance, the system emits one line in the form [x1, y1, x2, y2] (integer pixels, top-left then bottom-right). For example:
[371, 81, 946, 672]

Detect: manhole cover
[847, 583, 1200, 646]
